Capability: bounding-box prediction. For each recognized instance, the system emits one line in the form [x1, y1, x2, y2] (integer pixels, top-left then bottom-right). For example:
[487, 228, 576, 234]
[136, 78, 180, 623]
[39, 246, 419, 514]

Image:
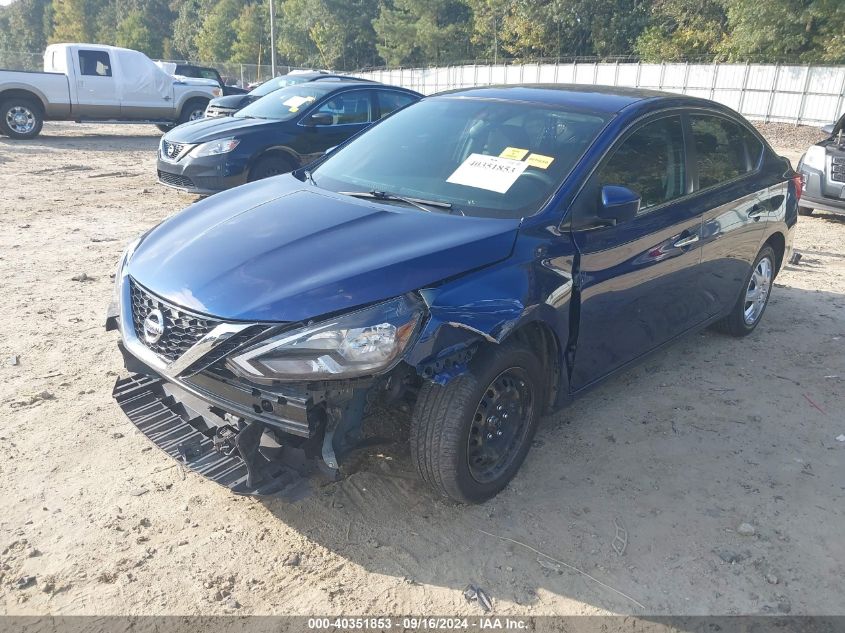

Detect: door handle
[748, 205, 765, 219]
[163, 96, 172, 101]
[673, 234, 700, 248]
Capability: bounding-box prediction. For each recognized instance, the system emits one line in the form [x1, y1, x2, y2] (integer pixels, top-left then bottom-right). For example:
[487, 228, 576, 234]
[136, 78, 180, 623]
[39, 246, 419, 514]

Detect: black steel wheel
[411, 340, 544, 503]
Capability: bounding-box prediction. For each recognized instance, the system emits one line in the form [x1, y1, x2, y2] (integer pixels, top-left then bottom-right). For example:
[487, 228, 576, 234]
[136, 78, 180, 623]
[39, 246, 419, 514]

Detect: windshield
[250, 75, 310, 97]
[311, 97, 609, 219]
[236, 84, 331, 121]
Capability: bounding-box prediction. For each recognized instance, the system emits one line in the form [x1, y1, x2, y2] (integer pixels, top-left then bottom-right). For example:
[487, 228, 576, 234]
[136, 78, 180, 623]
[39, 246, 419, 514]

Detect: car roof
[434, 84, 708, 114]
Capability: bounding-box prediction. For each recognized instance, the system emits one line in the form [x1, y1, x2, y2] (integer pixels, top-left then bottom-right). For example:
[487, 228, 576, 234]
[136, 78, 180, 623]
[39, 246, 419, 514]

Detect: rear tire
[713, 245, 776, 337]
[249, 154, 295, 181]
[0, 98, 43, 139]
[798, 206, 814, 216]
[410, 341, 544, 503]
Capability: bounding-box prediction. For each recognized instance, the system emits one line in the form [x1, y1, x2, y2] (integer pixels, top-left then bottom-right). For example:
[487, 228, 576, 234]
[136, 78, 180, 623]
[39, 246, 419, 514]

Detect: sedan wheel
[713, 244, 776, 337]
[743, 256, 773, 325]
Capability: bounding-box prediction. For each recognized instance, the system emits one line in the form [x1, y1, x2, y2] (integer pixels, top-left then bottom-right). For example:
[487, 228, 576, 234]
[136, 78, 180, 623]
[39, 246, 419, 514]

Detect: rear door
[689, 113, 772, 317]
[73, 49, 119, 117]
[291, 88, 375, 164]
[569, 113, 709, 391]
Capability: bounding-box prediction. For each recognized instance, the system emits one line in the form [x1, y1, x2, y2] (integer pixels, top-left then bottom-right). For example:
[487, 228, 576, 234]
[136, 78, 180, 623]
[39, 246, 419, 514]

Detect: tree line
[1, 0, 843, 71]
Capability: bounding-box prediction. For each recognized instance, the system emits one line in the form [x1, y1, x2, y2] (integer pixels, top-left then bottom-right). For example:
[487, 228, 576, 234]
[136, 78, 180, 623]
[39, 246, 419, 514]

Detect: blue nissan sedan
[108, 85, 799, 503]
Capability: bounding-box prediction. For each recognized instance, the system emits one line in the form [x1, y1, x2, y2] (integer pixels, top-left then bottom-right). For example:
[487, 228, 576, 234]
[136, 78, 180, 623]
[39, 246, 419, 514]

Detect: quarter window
[78, 50, 112, 77]
[313, 91, 372, 125]
[598, 116, 687, 211]
[690, 115, 754, 189]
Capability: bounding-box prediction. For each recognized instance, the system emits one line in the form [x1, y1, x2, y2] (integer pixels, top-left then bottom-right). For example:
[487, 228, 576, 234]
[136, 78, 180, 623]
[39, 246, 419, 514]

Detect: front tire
[249, 154, 294, 181]
[798, 206, 813, 216]
[411, 341, 544, 503]
[713, 245, 776, 337]
[0, 98, 43, 139]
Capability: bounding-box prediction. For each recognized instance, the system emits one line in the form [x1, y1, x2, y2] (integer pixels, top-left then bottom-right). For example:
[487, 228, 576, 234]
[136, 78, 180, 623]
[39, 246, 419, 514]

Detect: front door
[291, 89, 375, 164]
[569, 113, 708, 391]
[73, 49, 119, 118]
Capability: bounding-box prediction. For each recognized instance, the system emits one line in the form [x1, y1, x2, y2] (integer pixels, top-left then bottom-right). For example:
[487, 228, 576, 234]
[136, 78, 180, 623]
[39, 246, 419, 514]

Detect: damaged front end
[107, 268, 430, 498]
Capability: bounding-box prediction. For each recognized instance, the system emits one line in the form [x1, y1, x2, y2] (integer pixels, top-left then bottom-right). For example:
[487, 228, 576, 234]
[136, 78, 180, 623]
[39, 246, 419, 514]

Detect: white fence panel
[355, 61, 845, 125]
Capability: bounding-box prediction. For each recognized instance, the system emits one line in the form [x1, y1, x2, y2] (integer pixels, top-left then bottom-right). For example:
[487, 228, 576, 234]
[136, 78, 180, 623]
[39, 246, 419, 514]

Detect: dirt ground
[0, 121, 843, 617]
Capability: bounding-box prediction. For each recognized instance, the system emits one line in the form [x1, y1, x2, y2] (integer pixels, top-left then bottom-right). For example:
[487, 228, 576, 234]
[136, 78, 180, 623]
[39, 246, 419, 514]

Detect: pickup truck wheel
[1, 99, 43, 139]
[178, 99, 208, 125]
[713, 245, 775, 337]
[798, 206, 814, 216]
[249, 155, 294, 181]
[411, 341, 543, 503]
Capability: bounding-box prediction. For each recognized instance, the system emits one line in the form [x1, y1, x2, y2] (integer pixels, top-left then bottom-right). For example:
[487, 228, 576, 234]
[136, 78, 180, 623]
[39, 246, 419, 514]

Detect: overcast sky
[0, 0, 16, 6]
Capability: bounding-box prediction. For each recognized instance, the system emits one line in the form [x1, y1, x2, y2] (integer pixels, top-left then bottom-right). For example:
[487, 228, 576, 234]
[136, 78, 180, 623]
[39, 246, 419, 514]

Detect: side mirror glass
[821, 123, 835, 135]
[599, 185, 640, 224]
[307, 112, 333, 127]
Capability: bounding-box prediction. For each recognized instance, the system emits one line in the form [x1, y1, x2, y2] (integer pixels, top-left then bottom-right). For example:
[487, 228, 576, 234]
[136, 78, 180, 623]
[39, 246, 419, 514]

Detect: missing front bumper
[112, 373, 331, 498]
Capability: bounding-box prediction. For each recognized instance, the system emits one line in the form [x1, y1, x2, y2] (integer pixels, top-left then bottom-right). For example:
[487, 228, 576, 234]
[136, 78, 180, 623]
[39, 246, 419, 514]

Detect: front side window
[312, 90, 373, 125]
[312, 97, 609, 219]
[598, 115, 686, 211]
[78, 50, 112, 77]
[690, 115, 753, 189]
[377, 91, 417, 119]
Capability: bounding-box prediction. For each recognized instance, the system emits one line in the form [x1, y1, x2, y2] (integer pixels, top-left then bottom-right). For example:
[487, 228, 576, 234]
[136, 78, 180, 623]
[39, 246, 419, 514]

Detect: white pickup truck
[0, 43, 222, 139]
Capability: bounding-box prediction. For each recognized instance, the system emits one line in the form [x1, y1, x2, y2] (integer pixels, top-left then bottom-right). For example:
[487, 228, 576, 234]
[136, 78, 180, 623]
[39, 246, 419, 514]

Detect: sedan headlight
[802, 145, 826, 170]
[227, 295, 424, 381]
[189, 138, 240, 158]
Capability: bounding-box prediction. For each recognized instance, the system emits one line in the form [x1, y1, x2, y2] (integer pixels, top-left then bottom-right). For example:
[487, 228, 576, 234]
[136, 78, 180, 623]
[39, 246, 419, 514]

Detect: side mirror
[821, 123, 835, 135]
[307, 112, 333, 127]
[598, 185, 640, 224]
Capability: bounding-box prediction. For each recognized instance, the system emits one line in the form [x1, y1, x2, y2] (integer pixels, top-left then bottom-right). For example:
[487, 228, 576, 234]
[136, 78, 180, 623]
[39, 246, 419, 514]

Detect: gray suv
[797, 112, 845, 216]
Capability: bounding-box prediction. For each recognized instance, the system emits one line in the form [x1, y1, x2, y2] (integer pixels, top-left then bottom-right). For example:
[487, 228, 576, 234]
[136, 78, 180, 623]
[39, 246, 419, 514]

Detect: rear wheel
[798, 206, 814, 216]
[713, 245, 776, 337]
[249, 154, 294, 181]
[411, 341, 544, 503]
[0, 98, 43, 139]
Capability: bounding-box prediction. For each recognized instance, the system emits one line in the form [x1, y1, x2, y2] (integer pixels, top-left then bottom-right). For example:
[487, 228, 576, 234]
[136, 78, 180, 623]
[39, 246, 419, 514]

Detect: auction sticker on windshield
[447, 153, 528, 193]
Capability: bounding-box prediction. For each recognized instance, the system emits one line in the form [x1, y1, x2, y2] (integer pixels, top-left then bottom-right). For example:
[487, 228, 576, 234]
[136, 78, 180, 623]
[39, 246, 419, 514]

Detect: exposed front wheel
[410, 341, 544, 503]
[798, 206, 814, 216]
[249, 155, 294, 181]
[0, 98, 43, 139]
[713, 245, 776, 337]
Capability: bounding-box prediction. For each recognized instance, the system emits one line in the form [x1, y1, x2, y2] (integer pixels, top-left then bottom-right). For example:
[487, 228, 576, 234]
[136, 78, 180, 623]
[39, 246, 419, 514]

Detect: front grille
[130, 279, 221, 363]
[158, 170, 195, 189]
[161, 140, 187, 160]
[831, 156, 845, 183]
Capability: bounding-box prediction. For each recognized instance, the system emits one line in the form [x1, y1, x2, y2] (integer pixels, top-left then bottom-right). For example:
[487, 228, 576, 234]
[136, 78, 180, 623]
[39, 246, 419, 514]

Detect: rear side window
[690, 115, 755, 189]
[598, 115, 687, 211]
[78, 50, 112, 77]
[377, 91, 416, 119]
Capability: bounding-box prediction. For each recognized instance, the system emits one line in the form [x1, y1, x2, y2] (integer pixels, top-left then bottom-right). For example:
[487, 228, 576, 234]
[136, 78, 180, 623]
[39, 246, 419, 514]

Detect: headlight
[227, 295, 424, 381]
[802, 145, 826, 170]
[189, 138, 240, 158]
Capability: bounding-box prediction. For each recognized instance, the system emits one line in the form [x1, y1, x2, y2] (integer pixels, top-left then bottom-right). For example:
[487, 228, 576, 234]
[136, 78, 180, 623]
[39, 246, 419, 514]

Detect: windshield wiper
[339, 190, 456, 214]
[302, 168, 317, 185]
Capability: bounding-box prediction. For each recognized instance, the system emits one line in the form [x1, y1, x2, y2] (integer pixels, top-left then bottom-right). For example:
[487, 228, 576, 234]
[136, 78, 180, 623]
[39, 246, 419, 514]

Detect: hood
[165, 115, 279, 144]
[208, 93, 254, 110]
[127, 177, 521, 323]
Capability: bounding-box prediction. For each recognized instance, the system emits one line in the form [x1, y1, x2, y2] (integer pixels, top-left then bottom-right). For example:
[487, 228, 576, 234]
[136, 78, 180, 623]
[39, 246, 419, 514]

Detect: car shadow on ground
[258, 284, 845, 615]
[0, 127, 162, 153]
